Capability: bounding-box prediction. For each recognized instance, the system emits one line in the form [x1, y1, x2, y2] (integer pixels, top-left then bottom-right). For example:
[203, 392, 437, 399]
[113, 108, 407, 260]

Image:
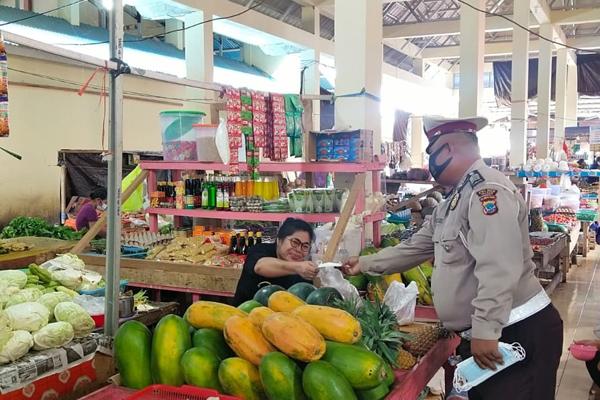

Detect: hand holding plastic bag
[383, 281, 419, 326]
[317, 267, 359, 301]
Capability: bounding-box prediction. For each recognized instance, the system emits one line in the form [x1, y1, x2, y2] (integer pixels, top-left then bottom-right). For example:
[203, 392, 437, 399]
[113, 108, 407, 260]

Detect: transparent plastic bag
[317, 267, 359, 301]
[383, 281, 419, 325]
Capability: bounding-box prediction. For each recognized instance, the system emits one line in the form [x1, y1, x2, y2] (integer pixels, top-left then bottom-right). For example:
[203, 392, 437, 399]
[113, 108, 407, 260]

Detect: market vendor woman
[233, 218, 317, 305]
[75, 186, 107, 236]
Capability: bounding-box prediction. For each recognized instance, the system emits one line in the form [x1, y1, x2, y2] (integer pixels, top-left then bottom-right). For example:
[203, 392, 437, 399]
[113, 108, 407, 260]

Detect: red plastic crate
[127, 385, 241, 400]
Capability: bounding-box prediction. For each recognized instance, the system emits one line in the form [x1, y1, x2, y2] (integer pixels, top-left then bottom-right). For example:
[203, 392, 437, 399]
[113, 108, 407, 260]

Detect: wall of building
[0, 53, 195, 224]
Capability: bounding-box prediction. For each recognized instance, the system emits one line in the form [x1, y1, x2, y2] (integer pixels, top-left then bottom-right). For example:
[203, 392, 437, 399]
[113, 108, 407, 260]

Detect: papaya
[254, 284, 285, 306]
[192, 328, 234, 361]
[293, 305, 362, 344]
[382, 362, 395, 387]
[151, 314, 191, 386]
[382, 273, 403, 288]
[114, 321, 152, 389]
[261, 312, 325, 362]
[356, 382, 391, 400]
[268, 291, 305, 312]
[238, 299, 263, 313]
[321, 341, 386, 390]
[259, 352, 306, 400]
[180, 347, 222, 391]
[249, 306, 275, 328]
[288, 282, 316, 300]
[302, 361, 357, 400]
[223, 316, 276, 366]
[306, 287, 343, 307]
[185, 301, 246, 330]
[218, 357, 265, 400]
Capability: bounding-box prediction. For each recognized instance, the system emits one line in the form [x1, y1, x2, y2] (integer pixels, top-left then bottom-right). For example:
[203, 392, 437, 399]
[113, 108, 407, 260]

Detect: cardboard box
[311, 129, 374, 162]
[0, 359, 96, 400]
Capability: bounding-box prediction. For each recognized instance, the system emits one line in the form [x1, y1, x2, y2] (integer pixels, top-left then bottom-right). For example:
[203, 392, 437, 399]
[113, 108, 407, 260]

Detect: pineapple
[337, 297, 411, 367]
[366, 282, 385, 302]
[404, 324, 450, 357]
[396, 349, 417, 370]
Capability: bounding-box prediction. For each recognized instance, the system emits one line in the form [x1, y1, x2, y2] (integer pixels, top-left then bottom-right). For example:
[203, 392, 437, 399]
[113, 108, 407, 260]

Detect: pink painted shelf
[146, 208, 385, 224]
[140, 160, 385, 173]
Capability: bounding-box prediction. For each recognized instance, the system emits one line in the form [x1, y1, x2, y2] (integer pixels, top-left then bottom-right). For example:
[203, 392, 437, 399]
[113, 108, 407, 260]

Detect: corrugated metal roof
[0, 5, 268, 78]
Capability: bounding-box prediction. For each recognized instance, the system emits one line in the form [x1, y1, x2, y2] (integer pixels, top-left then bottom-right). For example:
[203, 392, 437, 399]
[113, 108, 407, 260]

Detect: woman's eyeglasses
[288, 237, 311, 252]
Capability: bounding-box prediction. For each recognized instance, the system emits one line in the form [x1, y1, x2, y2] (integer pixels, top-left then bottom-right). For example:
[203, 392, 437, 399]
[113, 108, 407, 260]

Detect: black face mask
[428, 143, 452, 182]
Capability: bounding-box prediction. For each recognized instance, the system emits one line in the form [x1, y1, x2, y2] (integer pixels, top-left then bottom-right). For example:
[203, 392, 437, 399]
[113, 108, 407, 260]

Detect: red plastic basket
[127, 385, 241, 400]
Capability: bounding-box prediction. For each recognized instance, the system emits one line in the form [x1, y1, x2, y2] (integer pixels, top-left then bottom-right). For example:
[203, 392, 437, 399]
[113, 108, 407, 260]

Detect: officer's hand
[295, 261, 318, 280]
[471, 339, 503, 370]
[341, 257, 361, 276]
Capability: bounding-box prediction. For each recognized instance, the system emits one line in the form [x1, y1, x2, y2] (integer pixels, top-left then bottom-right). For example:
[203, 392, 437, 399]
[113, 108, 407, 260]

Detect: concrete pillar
[509, 0, 530, 167]
[413, 59, 425, 78]
[57, 0, 80, 25]
[554, 48, 568, 154]
[301, 6, 318, 34]
[184, 10, 214, 115]
[301, 7, 320, 132]
[334, 0, 382, 241]
[165, 19, 184, 50]
[458, 0, 485, 117]
[410, 116, 424, 167]
[536, 24, 553, 159]
[566, 61, 578, 127]
[334, 0, 382, 147]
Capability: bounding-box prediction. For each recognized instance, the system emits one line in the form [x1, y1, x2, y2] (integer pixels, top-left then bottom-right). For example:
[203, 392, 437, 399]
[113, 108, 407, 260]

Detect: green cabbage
[54, 302, 94, 337]
[32, 321, 74, 350]
[37, 292, 72, 320]
[0, 270, 27, 289]
[4, 288, 43, 308]
[0, 311, 11, 334]
[0, 284, 20, 310]
[5, 302, 50, 332]
[0, 330, 33, 364]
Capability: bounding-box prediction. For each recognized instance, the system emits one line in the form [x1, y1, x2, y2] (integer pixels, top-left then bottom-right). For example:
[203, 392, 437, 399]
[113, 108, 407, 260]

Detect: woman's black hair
[90, 186, 108, 200]
[277, 218, 315, 242]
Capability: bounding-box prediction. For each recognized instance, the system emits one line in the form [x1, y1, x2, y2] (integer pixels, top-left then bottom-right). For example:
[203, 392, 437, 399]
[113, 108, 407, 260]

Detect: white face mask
[99, 202, 108, 211]
[453, 342, 526, 392]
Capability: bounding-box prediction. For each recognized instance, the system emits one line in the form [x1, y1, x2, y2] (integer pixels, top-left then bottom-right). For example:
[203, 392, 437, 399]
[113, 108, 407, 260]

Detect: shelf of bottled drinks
[140, 160, 385, 239]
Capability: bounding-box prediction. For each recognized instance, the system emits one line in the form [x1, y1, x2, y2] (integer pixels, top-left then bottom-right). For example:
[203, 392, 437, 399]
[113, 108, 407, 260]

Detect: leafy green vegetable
[5, 302, 50, 332]
[0, 216, 85, 240]
[0, 270, 28, 289]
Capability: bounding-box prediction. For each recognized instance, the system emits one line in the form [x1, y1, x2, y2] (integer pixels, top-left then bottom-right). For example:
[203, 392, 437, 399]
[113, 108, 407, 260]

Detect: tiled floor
[553, 250, 600, 399]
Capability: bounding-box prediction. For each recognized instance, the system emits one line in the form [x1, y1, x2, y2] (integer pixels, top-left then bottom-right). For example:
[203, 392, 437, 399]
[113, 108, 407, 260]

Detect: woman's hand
[342, 257, 361, 276]
[295, 261, 318, 280]
[575, 339, 600, 350]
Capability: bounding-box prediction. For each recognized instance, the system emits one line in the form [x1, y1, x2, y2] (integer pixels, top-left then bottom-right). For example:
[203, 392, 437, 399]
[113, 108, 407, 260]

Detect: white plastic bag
[383, 281, 419, 326]
[317, 267, 359, 301]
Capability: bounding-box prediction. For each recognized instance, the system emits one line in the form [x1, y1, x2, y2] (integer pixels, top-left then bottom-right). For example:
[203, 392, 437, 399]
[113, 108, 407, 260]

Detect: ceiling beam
[421, 36, 599, 59]
[383, 8, 600, 39]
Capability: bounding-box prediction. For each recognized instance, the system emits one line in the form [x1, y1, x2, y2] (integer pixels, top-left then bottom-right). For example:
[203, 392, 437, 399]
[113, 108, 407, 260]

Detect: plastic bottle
[216, 177, 224, 210]
[201, 178, 209, 209]
[208, 175, 217, 210]
[255, 231, 262, 245]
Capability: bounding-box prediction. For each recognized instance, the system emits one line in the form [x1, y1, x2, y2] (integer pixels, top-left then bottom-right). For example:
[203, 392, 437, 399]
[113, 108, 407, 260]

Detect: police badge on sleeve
[476, 189, 498, 215]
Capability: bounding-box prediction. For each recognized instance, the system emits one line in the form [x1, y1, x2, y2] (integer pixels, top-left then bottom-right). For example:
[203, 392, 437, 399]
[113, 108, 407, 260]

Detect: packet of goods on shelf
[0, 34, 9, 137]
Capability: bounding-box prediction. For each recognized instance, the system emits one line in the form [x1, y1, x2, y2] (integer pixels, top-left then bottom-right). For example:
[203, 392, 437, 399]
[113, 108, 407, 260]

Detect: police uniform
[359, 116, 563, 400]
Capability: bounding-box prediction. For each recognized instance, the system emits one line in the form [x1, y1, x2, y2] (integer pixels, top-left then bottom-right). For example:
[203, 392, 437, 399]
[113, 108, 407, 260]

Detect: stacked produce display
[115, 280, 448, 399]
[0, 261, 96, 365]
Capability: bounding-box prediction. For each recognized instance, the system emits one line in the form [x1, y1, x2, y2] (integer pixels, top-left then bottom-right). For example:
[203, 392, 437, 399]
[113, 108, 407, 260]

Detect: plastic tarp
[493, 54, 600, 105]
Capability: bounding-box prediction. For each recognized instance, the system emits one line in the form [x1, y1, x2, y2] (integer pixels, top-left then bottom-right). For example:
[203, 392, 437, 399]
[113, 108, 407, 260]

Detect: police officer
[343, 116, 563, 400]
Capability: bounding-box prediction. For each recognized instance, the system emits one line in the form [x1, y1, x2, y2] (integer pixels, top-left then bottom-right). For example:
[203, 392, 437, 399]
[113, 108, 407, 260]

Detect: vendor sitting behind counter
[233, 218, 318, 305]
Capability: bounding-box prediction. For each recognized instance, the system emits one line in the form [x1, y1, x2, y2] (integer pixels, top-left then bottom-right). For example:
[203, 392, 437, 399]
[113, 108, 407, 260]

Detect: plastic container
[193, 124, 223, 162]
[530, 194, 544, 209]
[79, 280, 128, 296]
[160, 110, 205, 161]
[569, 344, 597, 361]
[543, 195, 560, 211]
[91, 314, 104, 328]
[550, 185, 561, 196]
[127, 384, 241, 400]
